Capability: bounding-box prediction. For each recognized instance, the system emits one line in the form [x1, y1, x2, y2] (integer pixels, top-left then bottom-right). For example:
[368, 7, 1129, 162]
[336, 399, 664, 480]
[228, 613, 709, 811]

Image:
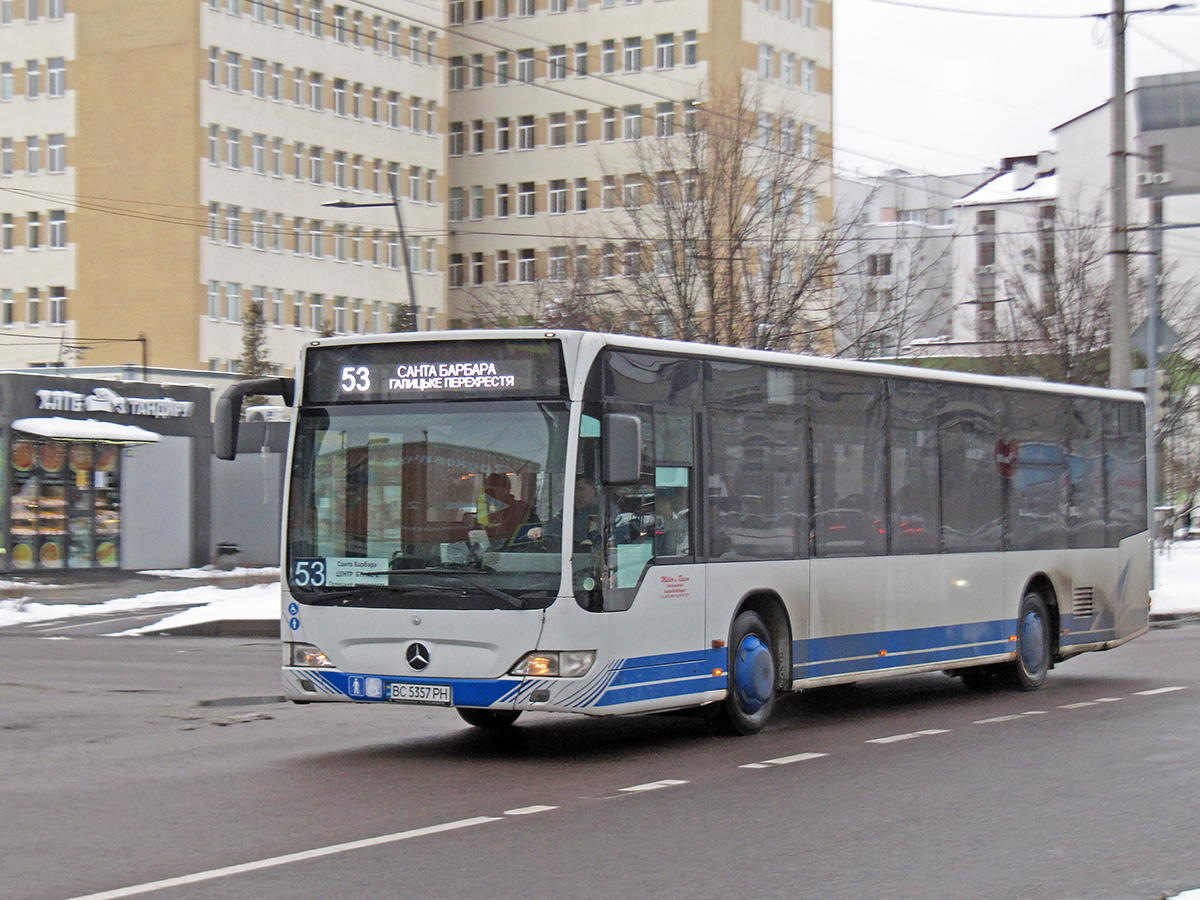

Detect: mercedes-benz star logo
[406, 642, 431, 671]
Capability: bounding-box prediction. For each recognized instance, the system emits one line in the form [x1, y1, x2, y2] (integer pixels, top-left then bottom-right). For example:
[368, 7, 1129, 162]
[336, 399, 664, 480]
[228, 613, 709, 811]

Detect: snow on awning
[11, 417, 161, 444]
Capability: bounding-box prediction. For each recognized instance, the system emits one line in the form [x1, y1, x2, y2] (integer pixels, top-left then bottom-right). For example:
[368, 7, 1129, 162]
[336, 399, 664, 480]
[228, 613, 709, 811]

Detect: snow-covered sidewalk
[1151, 541, 1200, 617]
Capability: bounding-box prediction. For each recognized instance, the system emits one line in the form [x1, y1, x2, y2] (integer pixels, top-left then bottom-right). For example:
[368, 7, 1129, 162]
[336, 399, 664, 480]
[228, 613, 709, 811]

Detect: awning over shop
[12, 417, 162, 444]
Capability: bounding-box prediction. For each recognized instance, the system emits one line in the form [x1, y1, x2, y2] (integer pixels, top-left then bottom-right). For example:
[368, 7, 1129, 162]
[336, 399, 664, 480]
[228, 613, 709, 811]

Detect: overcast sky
[834, 0, 1200, 176]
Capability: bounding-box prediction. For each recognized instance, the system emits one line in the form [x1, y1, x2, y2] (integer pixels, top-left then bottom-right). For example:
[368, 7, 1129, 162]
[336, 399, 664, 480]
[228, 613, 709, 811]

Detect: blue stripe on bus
[594, 673, 727, 707]
[797, 619, 1013, 679]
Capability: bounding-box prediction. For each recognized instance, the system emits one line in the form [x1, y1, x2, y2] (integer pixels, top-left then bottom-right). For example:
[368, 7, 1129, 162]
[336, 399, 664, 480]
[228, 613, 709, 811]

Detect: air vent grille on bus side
[1073, 586, 1095, 618]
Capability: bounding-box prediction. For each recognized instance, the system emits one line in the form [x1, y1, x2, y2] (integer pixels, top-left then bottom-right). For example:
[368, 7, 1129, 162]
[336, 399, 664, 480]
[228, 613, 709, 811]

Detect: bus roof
[304, 329, 1146, 405]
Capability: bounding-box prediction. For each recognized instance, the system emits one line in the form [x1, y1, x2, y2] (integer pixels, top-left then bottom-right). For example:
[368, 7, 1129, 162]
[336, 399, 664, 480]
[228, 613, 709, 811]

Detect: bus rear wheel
[718, 610, 777, 735]
[1010, 592, 1051, 692]
[457, 707, 522, 729]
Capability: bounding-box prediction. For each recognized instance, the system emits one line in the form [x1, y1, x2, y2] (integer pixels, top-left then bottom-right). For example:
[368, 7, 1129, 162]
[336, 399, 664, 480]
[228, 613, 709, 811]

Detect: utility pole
[1110, 0, 1132, 389]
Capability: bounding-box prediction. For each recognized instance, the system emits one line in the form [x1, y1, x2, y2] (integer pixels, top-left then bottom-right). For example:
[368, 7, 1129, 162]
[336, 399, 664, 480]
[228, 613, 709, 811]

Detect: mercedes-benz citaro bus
[214, 330, 1149, 735]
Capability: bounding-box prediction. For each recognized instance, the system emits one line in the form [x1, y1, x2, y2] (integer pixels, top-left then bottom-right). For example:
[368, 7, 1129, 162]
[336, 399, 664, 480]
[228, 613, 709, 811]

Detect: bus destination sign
[303, 338, 568, 405]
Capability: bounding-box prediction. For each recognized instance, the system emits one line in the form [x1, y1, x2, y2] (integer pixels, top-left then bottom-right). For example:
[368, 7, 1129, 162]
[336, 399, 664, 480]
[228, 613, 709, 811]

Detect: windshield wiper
[352, 567, 528, 610]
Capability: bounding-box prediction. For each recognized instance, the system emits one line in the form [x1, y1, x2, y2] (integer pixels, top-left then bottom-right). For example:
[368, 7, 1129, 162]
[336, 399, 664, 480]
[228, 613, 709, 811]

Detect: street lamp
[323, 172, 418, 332]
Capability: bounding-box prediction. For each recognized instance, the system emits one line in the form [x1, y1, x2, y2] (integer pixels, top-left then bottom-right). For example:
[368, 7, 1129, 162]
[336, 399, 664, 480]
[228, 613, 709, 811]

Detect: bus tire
[718, 610, 776, 735]
[457, 707, 522, 729]
[1010, 591, 1051, 692]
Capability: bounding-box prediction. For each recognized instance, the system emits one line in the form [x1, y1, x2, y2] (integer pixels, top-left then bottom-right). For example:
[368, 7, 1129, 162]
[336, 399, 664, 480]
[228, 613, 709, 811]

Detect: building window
[309, 145, 323, 183]
[683, 30, 698, 66]
[449, 253, 464, 287]
[497, 183, 511, 218]
[497, 250, 510, 283]
[497, 117, 511, 151]
[800, 57, 816, 93]
[549, 112, 567, 147]
[47, 133, 65, 173]
[48, 208, 65, 247]
[49, 286, 65, 324]
[449, 56, 465, 90]
[655, 33, 674, 70]
[601, 40, 615, 75]
[226, 282, 241, 322]
[251, 57, 266, 97]
[25, 58, 39, 97]
[226, 128, 241, 168]
[518, 248, 536, 282]
[1, 62, 12, 100]
[0, 138, 10, 175]
[518, 114, 535, 150]
[471, 252, 484, 285]
[471, 120, 484, 154]
[27, 211, 40, 248]
[623, 37, 642, 73]
[26, 134, 39, 173]
[622, 105, 642, 141]
[470, 184, 484, 219]
[496, 51, 510, 85]
[332, 77, 346, 114]
[518, 181, 535, 216]
[574, 43, 588, 77]
[781, 51, 794, 86]
[1, 213, 12, 250]
[602, 175, 617, 209]
[252, 133, 266, 173]
[470, 53, 484, 88]
[27, 287, 39, 325]
[226, 205, 241, 246]
[448, 186, 464, 222]
[549, 44, 567, 80]
[602, 107, 616, 142]
[575, 177, 588, 212]
[550, 178, 568, 214]
[549, 245, 568, 280]
[656, 102, 674, 137]
[449, 121, 464, 156]
[309, 72, 323, 109]
[225, 51, 240, 91]
[47, 56, 65, 96]
[758, 43, 773, 80]
[517, 48, 534, 83]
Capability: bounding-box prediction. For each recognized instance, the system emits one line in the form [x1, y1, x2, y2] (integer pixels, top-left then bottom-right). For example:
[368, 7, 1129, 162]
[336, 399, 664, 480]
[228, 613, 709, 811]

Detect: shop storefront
[0, 374, 212, 572]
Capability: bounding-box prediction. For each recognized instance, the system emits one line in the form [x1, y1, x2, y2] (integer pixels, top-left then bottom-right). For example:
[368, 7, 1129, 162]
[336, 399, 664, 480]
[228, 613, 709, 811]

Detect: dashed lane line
[740, 752, 827, 769]
[505, 805, 558, 816]
[1135, 686, 1188, 696]
[866, 729, 950, 744]
[619, 779, 689, 793]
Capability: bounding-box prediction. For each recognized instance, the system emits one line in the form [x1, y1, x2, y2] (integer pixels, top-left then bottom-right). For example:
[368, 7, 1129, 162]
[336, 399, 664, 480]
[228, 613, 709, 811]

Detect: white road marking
[1059, 702, 1096, 709]
[741, 752, 827, 769]
[504, 805, 557, 816]
[58, 816, 502, 900]
[763, 751, 827, 765]
[1095, 697, 1123, 703]
[1135, 686, 1187, 696]
[866, 729, 949, 744]
[975, 714, 1023, 724]
[620, 779, 689, 793]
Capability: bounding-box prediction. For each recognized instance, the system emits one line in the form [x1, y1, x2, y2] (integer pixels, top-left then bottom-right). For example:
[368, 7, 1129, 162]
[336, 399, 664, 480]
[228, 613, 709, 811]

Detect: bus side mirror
[215, 377, 296, 460]
[603, 413, 642, 485]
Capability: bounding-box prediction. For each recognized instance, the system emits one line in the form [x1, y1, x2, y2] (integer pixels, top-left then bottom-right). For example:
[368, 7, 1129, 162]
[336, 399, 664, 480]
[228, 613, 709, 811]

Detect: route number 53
[293, 559, 327, 587]
[340, 366, 371, 393]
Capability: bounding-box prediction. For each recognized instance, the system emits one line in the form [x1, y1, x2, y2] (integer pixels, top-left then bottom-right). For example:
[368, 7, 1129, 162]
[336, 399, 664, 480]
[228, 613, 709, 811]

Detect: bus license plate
[388, 682, 452, 706]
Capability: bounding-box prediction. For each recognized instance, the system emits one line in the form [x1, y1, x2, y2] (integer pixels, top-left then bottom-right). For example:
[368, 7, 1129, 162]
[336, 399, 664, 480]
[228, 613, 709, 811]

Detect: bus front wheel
[718, 610, 777, 735]
[457, 707, 522, 729]
[1010, 592, 1051, 692]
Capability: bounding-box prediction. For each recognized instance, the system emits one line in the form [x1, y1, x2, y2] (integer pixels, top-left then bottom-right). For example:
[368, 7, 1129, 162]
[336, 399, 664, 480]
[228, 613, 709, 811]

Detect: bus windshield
[287, 400, 570, 610]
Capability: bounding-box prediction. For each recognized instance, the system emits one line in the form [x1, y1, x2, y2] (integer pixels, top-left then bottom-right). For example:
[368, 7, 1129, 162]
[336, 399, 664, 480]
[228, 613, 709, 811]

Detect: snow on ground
[1151, 541, 1200, 616]
[137, 567, 280, 579]
[0, 584, 273, 630]
[114, 582, 281, 635]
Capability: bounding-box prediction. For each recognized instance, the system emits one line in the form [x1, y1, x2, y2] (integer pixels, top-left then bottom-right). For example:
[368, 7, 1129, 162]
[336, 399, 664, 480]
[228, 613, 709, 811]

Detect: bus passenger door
[600, 410, 706, 671]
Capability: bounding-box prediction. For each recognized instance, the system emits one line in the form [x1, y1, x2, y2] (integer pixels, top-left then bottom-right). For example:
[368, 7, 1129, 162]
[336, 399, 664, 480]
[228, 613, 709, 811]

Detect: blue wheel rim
[734, 634, 773, 713]
[1020, 610, 1046, 674]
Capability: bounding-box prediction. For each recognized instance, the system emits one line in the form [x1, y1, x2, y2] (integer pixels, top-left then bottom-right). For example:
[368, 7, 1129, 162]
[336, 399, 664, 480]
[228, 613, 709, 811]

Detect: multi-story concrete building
[835, 168, 990, 357]
[1, 0, 447, 374]
[441, 0, 834, 330]
[0, 0, 832, 372]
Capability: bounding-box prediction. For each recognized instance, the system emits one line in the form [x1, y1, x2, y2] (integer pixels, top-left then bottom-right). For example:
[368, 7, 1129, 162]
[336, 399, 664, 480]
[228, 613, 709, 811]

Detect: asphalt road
[4, 624, 1199, 900]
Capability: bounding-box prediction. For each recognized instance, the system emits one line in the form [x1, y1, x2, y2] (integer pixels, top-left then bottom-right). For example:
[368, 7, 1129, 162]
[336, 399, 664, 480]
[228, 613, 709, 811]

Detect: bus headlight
[510, 650, 596, 678]
[288, 642, 336, 668]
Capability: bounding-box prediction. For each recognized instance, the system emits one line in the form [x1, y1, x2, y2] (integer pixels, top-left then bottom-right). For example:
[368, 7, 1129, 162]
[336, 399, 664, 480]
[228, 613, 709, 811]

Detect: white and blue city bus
[215, 330, 1149, 734]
